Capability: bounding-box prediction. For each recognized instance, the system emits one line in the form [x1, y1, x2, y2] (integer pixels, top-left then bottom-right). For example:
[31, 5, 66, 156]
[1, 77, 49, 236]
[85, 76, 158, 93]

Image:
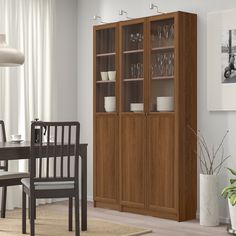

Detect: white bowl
[100, 71, 108, 81]
[156, 97, 173, 111]
[108, 71, 116, 81]
[130, 103, 144, 112]
[11, 134, 22, 141]
[104, 96, 116, 112]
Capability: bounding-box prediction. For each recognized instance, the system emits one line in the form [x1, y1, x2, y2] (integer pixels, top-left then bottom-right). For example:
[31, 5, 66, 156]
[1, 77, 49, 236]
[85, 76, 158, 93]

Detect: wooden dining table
[0, 141, 88, 231]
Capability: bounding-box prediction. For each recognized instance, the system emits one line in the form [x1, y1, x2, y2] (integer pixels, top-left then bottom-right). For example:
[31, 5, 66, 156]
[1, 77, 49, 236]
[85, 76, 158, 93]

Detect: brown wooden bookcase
[93, 11, 197, 221]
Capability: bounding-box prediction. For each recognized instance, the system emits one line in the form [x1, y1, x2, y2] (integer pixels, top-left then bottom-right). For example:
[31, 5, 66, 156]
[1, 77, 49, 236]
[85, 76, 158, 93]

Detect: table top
[0, 141, 88, 161]
[0, 141, 87, 148]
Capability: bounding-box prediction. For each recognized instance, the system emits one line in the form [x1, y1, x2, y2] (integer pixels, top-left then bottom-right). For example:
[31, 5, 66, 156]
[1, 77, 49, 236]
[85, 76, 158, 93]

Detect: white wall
[53, 0, 78, 121]
[77, 0, 236, 221]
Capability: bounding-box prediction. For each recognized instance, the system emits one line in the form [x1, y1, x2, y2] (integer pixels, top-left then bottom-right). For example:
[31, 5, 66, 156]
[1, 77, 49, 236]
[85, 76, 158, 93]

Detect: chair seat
[0, 171, 29, 180]
[21, 178, 75, 190]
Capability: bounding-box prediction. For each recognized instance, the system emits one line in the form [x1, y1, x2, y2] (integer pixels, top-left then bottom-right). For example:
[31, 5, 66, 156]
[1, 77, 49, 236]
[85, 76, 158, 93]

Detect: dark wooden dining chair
[0, 120, 29, 218]
[22, 121, 81, 236]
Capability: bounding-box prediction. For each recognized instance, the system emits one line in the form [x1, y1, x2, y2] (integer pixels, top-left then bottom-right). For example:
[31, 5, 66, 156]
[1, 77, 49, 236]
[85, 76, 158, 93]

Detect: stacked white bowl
[130, 103, 144, 112]
[156, 96, 173, 111]
[104, 96, 116, 112]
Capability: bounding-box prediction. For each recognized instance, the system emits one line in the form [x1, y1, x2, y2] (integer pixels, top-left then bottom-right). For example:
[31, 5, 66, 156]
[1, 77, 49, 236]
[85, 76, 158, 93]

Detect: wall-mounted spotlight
[119, 9, 133, 19]
[93, 15, 107, 24]
[149, 3, 165, 14]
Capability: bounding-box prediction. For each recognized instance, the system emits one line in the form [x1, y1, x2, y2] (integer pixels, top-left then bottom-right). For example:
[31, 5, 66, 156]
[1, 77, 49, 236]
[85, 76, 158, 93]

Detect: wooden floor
[77, 201, 228, 236]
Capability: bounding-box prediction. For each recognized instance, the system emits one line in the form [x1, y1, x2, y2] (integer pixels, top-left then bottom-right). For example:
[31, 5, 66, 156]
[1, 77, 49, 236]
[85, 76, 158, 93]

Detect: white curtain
[0, 0, 55, 209]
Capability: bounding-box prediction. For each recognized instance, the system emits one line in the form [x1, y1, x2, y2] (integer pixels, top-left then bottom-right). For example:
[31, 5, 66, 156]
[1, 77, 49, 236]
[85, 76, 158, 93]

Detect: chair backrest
[30, 121, 80, 186]
[0, 120, 7, 170]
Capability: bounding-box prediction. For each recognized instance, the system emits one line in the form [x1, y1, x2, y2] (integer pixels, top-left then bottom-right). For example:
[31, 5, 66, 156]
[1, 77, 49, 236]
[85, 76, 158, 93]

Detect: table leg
[81, 146, 87, 231]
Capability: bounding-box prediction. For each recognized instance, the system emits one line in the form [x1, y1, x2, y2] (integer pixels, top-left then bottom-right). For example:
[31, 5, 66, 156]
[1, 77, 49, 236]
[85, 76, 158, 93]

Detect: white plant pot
[229, 199, 236, 230]
[200, 174, 219, 226]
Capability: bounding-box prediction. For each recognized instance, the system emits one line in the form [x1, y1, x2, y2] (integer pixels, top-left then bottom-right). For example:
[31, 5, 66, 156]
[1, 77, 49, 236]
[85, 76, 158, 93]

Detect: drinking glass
[167, 52, 172, 76]
[136, 33, 143, 49]
[171, 52, 175, 75]
[157, 25, 162, 47]
[163, 24, 170, 46]
[169, 24, 174, 44]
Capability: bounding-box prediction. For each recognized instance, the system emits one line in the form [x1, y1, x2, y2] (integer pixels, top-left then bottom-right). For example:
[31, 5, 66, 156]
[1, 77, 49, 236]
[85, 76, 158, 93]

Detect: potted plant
[222, 168, 236, 230]
[190, 127, 230, 226]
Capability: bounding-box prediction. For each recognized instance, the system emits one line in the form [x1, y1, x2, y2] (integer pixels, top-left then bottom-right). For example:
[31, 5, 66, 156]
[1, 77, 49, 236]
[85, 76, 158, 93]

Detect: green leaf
[228, 191, 236, 198]
[230, 179, 236, 184]
[221, 186, 236, 198]
[227, 168, 236, 176]
[230, 195, 236, 206]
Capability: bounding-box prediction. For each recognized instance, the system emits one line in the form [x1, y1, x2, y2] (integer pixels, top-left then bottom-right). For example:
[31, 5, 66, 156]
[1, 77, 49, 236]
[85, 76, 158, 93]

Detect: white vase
[200, 174, 219, 226]
[229, 199, 236, 230]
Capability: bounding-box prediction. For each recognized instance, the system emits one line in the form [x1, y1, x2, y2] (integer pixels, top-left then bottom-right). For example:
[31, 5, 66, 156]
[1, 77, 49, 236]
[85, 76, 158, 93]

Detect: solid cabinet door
[94, 115, 118, 203]
[120, 115, 146, 208]
[147, 115, 176, 213]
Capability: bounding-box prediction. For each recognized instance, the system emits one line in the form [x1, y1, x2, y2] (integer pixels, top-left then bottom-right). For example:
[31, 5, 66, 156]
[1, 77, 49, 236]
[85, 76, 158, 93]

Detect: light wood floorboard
[58, 201, 228, 236]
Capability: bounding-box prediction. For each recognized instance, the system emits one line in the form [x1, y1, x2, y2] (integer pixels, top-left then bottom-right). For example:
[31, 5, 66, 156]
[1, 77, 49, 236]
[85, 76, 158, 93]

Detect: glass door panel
[95, 27, 117, 113]
[149, 18, 175, 112]
[121, 23, 144, 112]
[151, 18, 174, 48]
[96, 28, 115, 54]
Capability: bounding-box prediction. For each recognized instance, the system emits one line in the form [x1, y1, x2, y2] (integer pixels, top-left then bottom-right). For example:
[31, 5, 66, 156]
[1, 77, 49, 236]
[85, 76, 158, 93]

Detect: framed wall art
[207, 9, 236, 111]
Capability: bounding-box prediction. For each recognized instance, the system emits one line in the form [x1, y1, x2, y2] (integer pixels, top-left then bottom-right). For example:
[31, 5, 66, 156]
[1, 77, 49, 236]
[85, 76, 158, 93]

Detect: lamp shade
[0, 34, 25, 67]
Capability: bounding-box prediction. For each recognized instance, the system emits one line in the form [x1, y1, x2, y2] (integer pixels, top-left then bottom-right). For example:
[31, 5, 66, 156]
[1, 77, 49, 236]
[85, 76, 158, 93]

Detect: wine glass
[157, 25, 162, 47]
[169, 24, 174, 44]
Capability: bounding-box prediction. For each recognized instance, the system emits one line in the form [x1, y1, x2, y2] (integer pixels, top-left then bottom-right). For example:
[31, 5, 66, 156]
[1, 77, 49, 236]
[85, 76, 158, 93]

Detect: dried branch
[188, 126, 230, 175]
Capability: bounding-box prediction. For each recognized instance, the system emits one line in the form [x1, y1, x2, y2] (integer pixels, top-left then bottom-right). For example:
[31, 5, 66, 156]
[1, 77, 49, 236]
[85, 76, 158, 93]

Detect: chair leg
[28, 197, 30, 219]
[29, 197, 36, 220]
[1, 186, 7, 218]
[30, 197, 35, 236]
[69, 197, 73, 231]
[22, 190, 26, 234]
[75, 194, 80, 236]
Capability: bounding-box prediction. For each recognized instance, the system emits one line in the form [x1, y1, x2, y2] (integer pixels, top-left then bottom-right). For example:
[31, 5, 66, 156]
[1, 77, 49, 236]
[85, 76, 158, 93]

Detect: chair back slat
[38, 126, 43, 178]
[30, 121, 80, 184]
[60, 125, 64, 178]
[46, 125, 50, 178]
[68, 125, 71, 178]
[0, 120, 7, 170]
[53, 126, 58, 178]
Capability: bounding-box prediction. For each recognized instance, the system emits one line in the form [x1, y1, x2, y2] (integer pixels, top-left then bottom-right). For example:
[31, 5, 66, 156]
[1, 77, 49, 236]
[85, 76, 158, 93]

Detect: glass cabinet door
[121, 22, 145, 113]
[95, 27, 117, 113]
[149, 18, 175, 113]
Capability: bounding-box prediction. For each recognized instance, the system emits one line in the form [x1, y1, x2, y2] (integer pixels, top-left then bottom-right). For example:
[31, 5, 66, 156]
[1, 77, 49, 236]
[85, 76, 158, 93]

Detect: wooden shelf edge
[96, 80, 116, 84]
[123, 49, 144, 54]
[96, 52, 116, 57]
[151, 76, 174, 80]
[151, 45, 174, 51]
[120, 112, 145, 115]
[148, 111, 175, 115]
[95, 112, 118, 115]
[123, 78, 144, 82]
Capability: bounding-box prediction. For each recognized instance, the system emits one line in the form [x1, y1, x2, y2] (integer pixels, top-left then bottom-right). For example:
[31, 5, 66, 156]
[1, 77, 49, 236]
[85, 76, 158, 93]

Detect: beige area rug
[0, 206, 152, 236]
